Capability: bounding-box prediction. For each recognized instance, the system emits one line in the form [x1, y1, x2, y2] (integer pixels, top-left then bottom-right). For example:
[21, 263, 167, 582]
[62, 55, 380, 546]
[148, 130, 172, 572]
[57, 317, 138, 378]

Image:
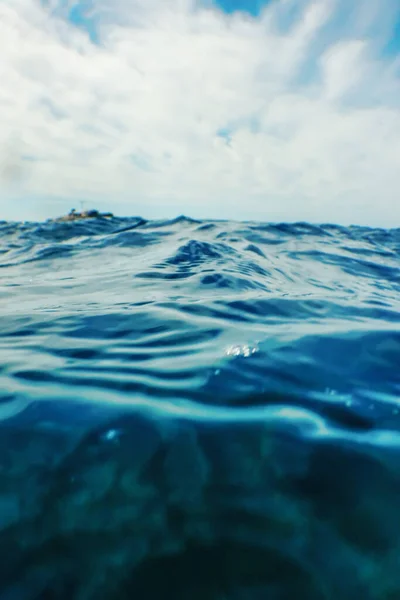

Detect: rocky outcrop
[51, 209, 114, 223]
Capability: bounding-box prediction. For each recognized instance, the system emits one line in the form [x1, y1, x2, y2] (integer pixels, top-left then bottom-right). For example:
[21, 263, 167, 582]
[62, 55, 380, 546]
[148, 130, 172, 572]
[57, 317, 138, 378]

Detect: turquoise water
[0, 216, 399, 598]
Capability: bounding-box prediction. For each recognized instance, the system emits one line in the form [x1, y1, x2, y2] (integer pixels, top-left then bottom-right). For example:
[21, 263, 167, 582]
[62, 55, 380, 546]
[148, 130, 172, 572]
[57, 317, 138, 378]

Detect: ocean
[0, 215, 399, 599]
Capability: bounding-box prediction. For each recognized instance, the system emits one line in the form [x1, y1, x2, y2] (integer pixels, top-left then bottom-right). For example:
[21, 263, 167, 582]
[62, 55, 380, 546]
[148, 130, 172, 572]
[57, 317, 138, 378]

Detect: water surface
[0, 216, 399, 598]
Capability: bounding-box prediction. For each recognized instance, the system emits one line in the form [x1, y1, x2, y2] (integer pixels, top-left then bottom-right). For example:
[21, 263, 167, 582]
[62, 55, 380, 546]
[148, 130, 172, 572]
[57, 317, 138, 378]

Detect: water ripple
[0, 213, 400, 600]
[0, 216, 399, 440]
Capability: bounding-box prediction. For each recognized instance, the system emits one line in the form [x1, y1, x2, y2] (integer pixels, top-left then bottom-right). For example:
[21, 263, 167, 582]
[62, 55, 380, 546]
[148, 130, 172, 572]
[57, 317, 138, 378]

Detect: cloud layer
[1, 0, 400, 225]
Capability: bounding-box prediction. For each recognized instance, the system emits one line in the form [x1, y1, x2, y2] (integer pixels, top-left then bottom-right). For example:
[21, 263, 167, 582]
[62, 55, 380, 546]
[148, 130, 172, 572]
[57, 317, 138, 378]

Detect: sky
[0, 0, 400, 226]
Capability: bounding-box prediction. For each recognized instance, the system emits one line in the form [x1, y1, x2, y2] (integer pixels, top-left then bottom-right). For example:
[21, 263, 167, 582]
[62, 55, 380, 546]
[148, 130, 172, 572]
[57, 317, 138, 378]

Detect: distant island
[50, 208, 114, 223]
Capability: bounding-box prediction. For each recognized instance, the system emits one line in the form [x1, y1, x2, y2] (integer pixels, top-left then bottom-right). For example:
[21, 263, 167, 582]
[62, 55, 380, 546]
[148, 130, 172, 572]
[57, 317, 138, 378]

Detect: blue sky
[213, 0, 266, 16]
[384, 18, 400, 56]
[68, 2, 98, 43]
[1, 0, 400, 226]
[66, 0, 270, 38]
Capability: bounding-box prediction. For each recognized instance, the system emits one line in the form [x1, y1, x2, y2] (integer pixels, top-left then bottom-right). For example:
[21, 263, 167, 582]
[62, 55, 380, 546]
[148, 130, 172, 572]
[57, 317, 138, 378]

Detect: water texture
[0, 216, 399, 599]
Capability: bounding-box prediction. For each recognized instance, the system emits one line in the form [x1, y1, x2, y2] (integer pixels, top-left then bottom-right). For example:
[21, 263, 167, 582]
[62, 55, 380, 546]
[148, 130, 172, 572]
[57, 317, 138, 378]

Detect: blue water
[0, 215, 400, 598]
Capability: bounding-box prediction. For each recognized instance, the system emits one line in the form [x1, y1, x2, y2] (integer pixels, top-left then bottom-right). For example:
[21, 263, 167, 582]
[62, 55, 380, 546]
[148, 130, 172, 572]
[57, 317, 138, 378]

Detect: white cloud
[0, 0, 399, 225]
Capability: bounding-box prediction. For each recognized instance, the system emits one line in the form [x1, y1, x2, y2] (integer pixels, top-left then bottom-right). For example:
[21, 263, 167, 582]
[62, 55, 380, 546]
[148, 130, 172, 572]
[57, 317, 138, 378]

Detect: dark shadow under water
[0, 407, 400, 600]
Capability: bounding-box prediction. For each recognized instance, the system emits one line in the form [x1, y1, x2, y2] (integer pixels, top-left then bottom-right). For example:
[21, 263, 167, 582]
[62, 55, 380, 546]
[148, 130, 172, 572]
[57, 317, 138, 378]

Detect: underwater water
[0, 215, 399, 599]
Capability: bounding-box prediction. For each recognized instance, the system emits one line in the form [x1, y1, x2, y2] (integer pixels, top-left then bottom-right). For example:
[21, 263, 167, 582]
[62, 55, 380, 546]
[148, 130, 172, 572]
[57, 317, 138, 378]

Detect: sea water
[0, 216, 399, 599]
